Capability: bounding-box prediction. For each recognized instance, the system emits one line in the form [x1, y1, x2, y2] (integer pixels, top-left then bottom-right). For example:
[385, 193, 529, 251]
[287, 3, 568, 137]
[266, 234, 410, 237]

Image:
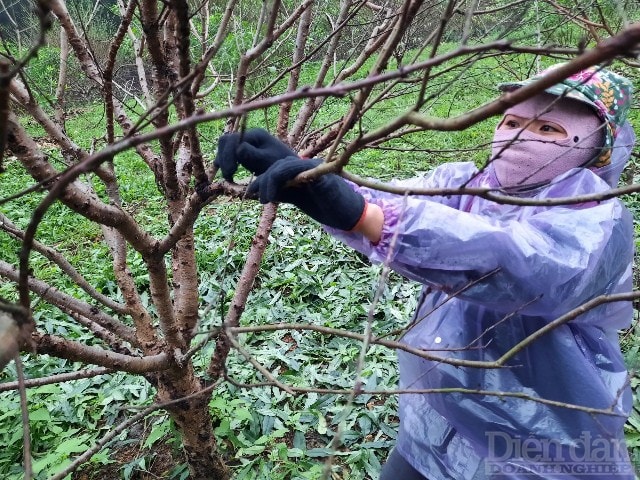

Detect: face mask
[491, 93, 604, 189]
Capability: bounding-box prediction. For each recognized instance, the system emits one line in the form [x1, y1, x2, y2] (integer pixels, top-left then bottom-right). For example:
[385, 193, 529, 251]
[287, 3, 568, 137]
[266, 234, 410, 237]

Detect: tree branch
[5, 111, 155, 253]
[16, 355, 32, 479]
[0, 367, 112, 393]
[0, 260, 138, 346]
[277, 4, 312, 138]
[104, 0, 137, 144]
[206, 203, 277, 378]
[0, 213, 128, 315]
[340, 171, 640, 207]
[496, 291, 640, 365]
[32, 332, 170, 374]
[145, 254, 183, 349]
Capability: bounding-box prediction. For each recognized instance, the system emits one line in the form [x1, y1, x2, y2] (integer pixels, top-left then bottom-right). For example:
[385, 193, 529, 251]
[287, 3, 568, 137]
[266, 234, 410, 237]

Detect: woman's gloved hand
[214, 128, 296, 181]
[248, 157, 366, 231]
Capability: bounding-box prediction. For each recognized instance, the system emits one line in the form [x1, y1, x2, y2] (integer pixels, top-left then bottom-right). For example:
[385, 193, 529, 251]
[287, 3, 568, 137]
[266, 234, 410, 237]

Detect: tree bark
[157, 366, 229, 480]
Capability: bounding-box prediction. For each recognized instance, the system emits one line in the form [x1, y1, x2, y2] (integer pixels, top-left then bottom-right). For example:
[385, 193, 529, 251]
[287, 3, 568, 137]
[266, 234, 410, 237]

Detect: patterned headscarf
[498, 64, 633, 167]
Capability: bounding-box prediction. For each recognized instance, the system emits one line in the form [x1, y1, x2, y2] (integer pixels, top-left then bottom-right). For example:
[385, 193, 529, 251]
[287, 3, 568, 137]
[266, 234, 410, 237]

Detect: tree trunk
[157, 366, 229, 480]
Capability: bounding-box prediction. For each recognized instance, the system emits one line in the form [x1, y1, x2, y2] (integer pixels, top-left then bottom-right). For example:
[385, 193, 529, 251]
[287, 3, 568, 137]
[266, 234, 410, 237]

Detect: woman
[215, 64, 636, 479]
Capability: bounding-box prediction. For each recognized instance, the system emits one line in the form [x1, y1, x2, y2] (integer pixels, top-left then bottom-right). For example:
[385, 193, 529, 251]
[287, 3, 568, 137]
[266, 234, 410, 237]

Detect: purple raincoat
[327, 123, 636, 479]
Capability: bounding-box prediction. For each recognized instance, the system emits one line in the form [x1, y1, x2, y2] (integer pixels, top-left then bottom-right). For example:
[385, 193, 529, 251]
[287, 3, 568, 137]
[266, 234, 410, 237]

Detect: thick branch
[157, 182, 248, 254]
[32, 332, 170, 374]
[68, 309, 134, 354]
[10, 77, 85, 166]
[171, 231, 200, 345]
[172, 0, 207, 188]
[0, 260, 138, 346]
[140, 0, 180, 204]
[49, 0, 103, 87]
[6, 115, 158, 265]
[145, 254, 183, 349]
[101, 226, 160, 349]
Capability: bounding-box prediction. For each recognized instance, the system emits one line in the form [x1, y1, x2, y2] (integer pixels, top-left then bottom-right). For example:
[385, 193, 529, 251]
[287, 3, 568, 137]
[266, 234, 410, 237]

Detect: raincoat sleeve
[326, 162, 634, 319]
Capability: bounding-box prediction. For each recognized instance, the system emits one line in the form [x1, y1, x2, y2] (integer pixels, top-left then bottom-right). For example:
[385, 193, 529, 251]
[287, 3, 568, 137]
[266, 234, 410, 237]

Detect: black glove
[248, 157, 366, 231]
[236, 129, 297, 175]
[214, 128, 296, 181]
[213, 132, 241, 181]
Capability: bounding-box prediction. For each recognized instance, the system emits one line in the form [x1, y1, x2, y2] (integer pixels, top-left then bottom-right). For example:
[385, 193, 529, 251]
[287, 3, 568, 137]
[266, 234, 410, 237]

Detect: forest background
[0, 0, 639, 479]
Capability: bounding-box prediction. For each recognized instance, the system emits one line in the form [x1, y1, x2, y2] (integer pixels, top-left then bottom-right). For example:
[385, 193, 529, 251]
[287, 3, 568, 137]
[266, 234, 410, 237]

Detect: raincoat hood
[592, 121, 635, 188]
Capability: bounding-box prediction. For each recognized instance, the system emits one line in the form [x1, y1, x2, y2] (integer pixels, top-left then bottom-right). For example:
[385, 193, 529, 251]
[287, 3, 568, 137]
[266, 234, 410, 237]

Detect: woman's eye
[504, 120, 519, 128]
[540, 124, 559, 132]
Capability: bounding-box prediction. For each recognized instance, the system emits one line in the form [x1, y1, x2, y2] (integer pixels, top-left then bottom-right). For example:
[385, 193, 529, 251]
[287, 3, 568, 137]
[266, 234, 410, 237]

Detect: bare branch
[340, 171, 640, 207]
[145, 254, 183, 349]
[228, 287, 639, 371]
[0, 367, 113, 393]
[32, 332, 170, 374]
[54, 26, 68, 127]
[104, 0, 137, 144]
[496, 291, 640, 365]
[223, 381, 624, 417]
[49, 0, 102, 87]
[139, 0, 180, 203]
[457, 0, 531, 16]
[0, 213, 128, 315]
[224, 331, 294, 394]
[117, 0, 153, 107]
[191, 0, 238, 97]
[230, 323, 511, 368]
[5, 111, 154, 252]
[288, 0, 365, 146]
[206, 203, 278, 378]
[16, 355, 32, 480]
[0, 260, 138, 346]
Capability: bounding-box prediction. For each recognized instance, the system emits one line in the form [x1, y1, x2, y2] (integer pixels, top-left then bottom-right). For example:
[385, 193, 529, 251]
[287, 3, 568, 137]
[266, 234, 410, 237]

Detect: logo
[485, 431, 636, 476]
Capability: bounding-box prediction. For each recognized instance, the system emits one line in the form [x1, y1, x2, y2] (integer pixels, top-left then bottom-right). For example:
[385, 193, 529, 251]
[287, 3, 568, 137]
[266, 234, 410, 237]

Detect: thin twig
[222, 381, 624, 417]
[223, 332, 294, 395]
[0, 367, 113, 393]
[227, 287, 640, 369]
[341, 171, 640, 207]
[322, 194, 409, 478]
[16, 355, 33, 479]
